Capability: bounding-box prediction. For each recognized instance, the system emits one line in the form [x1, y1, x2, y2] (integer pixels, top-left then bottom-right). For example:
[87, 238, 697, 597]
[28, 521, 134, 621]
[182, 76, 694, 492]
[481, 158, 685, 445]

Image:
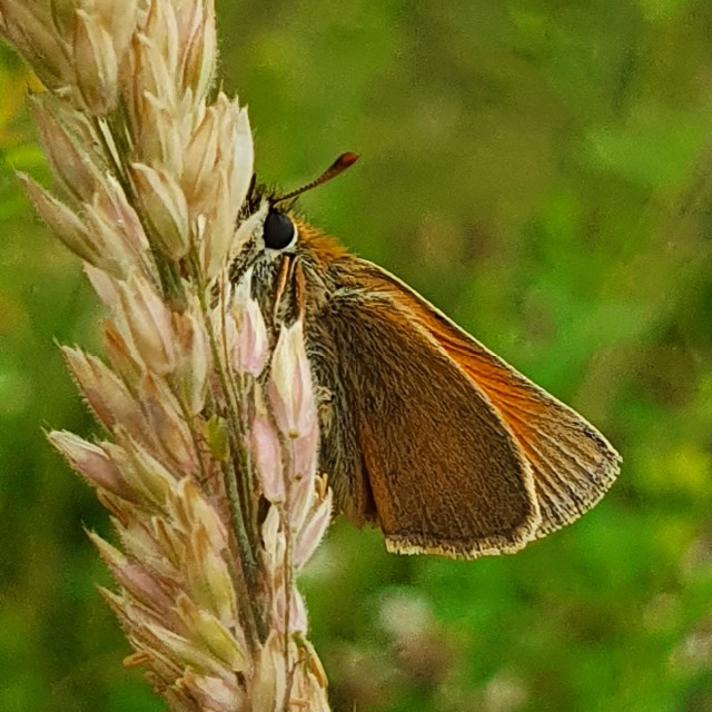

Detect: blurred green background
[1, 1, 711, 710]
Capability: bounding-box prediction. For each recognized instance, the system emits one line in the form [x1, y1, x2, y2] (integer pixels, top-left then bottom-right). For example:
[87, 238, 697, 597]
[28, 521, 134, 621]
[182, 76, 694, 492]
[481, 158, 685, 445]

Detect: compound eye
[263, 209, 296, 250]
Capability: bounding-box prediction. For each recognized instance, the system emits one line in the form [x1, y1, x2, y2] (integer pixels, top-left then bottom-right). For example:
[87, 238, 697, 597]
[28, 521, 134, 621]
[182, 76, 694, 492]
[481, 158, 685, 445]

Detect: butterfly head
[231, 153, 358, 273]
[229, 153, 358, 319]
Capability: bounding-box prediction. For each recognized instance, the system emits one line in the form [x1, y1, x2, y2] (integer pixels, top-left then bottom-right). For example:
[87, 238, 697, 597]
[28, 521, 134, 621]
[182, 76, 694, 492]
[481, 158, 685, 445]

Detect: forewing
[346, 260, 621, 538]
[320, 290, 540, 559]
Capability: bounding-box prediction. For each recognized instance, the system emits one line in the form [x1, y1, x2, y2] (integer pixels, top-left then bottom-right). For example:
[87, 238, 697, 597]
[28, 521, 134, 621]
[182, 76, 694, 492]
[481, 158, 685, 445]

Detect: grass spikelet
[1, 1, 333, 709]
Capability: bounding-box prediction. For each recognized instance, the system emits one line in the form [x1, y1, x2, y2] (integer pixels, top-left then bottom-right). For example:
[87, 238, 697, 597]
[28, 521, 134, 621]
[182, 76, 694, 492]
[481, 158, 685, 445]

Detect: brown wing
[344, 260, 621, 538]
[319, 290, 540, 560]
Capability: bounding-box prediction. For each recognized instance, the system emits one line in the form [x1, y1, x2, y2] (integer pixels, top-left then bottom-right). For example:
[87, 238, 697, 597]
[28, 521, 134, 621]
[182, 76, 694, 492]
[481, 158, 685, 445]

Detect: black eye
[263, 209, 295, 250]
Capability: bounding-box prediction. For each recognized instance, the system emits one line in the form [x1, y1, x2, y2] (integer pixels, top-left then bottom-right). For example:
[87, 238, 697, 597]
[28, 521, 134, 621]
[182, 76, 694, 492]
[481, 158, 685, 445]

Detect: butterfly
[230, 153, 621, 559]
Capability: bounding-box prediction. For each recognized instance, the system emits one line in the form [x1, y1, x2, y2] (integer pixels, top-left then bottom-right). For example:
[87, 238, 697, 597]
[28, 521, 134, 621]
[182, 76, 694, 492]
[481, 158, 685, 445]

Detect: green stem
[218, 285, 257, 543]
[189, 248, 266, 641]
[173, 385, 209, 486]
[282, 438, 297, 712]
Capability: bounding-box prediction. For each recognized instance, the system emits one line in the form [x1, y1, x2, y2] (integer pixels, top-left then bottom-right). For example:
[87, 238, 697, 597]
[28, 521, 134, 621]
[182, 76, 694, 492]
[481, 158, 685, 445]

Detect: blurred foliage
[1, 1, 711, 711]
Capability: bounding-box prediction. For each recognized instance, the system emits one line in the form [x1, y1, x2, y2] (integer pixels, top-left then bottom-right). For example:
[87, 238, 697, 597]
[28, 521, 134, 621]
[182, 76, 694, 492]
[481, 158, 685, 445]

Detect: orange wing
[346, 260, 621, 538]
[319, 291, 540, 559]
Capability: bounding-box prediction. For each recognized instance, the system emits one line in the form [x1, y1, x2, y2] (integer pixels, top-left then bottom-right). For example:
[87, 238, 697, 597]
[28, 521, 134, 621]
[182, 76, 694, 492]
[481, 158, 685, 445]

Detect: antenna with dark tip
[274, 152, 359, 204]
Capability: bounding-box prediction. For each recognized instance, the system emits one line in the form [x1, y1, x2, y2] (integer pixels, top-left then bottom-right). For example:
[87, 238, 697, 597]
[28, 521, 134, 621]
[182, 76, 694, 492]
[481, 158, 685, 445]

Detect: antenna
[274, 152, 359, 204]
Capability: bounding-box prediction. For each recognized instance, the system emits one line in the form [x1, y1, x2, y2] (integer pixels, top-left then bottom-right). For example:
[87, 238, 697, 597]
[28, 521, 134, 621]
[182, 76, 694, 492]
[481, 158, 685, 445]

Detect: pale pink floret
[62, 346, 146, 436]
[48, 430, 136, 502]
[0, 2, 72, 86]
[173, 306, 212, 416]
[132, 163, 191, 259]
[251, 412, 284, 503]
[294, 484, 333, 570]
[29, 93, 100, 201]
[230, 274, 269, 377]
[119, 272, 177, 375]
[269, 320, 317, 439]
[74, 9, 119, 115]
